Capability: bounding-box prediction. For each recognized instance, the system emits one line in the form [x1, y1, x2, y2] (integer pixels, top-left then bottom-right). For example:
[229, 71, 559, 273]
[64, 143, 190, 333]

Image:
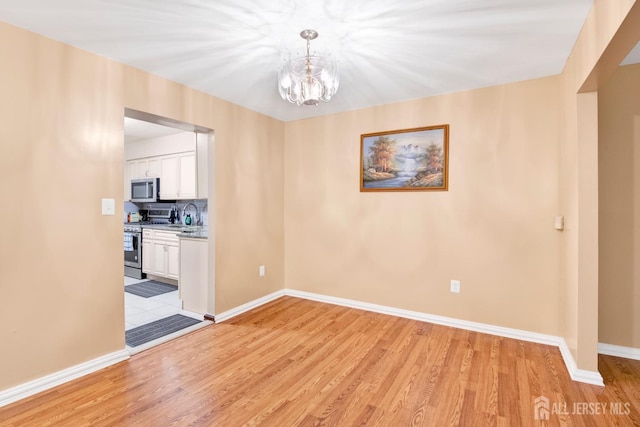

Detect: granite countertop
[140, 223, 208, 239]
[177, 230, 208, 239]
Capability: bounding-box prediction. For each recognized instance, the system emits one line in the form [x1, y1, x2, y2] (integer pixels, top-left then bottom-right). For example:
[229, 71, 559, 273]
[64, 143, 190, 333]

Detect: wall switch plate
[554, 215, 564, 230]
[259, 265, 265, 277]
[450, 279, 461, 293]
[101, 198, 115, 216]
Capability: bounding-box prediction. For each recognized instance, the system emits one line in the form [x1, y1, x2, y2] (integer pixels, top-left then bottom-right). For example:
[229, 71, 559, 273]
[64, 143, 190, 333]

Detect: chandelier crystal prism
[278, 29, 339, 106]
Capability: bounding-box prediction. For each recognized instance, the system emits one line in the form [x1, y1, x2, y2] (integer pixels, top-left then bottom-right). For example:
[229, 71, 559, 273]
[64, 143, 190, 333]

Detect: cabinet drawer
[142, 229, 153, 239]
[153, 230, 179, 242]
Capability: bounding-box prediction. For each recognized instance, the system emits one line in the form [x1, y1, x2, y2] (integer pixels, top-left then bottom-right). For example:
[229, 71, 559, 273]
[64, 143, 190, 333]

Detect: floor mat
[126, 314, 202, 347]
[125, 280, 178, 298]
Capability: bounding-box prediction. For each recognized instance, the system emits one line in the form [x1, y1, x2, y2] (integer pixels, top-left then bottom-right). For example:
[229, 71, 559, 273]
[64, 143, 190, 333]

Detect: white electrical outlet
[259, 265, 265, 277]
[450, 279, 461, 293]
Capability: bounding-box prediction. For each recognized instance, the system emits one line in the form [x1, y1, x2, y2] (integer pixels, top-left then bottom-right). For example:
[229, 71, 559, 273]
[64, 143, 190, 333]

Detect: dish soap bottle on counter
[185, 213, 192, 226]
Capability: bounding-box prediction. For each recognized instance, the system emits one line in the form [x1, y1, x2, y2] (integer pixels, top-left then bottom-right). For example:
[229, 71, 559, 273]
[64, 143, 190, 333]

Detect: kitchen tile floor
[124, 276, 201, 331]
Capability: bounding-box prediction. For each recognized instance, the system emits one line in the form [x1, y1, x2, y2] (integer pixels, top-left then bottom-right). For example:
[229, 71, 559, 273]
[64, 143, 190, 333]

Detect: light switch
[554, 216, 564, 230]
[101, 198, 115, 215]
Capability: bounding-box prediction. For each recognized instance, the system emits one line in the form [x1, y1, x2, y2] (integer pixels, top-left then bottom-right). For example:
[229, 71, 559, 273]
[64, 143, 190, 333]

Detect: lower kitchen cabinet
[142, 241, 153, 274]
[142, 229, 180, 280]
[179, 237, 208, 315]
[166, 243, 180, 279]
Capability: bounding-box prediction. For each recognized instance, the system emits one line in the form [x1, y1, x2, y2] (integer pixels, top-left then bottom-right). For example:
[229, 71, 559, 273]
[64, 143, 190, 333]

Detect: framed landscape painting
[360, 124, 449, 192]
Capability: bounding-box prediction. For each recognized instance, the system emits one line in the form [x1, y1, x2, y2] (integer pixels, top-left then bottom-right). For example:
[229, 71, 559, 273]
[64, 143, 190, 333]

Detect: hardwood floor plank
[2, 296, 640, 426]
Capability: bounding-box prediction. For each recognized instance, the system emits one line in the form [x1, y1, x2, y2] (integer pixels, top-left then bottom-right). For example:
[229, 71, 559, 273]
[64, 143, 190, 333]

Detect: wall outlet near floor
[450, 279, 461, 293]
[259, 265, 265, 277]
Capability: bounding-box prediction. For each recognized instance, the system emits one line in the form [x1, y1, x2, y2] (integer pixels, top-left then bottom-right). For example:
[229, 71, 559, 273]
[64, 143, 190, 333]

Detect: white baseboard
[558, 341, 605, 386]
[599, 343, 640, 360]
[284, 289, 604, 387]
[0, 349, 130, 408]
[2, 291, 285, 409]
[215, 290, 285, 323]
[3, 288, 605, 409]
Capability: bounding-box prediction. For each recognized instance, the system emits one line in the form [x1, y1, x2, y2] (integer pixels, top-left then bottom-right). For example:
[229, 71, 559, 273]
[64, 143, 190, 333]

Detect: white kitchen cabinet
[178, 152, 197, 199]
[130, 158, 160, 179]
[159, 151, 197, 200]
[152, 242, 167, 277]
[124, 161, 131, 201]
[196, 132, 208, 199]
[127, 160, 137, 182]
[179, 237, 208, 315]
[147, 158, 161, 177]
[126, 158, 161, 200]
[159, 155, 179, 199]
[142, 230, 153, 274]
[125, 140, 203, 203]
[167, 244, 180, 279]
[142, 229, 180, 280]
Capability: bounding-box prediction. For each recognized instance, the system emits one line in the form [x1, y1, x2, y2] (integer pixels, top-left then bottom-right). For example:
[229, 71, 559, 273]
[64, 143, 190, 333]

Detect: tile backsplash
[125, 199, 209, 225]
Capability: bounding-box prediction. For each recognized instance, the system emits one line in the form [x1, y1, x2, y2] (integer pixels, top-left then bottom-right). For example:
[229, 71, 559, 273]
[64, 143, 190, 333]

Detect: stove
[147, 208, 174, 222]
[125, 221, 176, 232]
[124, 224, 144, 279]
[124, 208, 177, 279]
[124, 223, 142, 233]
[124, 208, 174, 232]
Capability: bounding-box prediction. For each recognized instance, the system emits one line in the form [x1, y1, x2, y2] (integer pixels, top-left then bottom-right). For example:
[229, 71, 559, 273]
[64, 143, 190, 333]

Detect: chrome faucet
[182, 202, 200, 226]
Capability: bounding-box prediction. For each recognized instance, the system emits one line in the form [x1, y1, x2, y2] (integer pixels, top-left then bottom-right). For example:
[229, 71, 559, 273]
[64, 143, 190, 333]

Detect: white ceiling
[0, 0, 637, 123]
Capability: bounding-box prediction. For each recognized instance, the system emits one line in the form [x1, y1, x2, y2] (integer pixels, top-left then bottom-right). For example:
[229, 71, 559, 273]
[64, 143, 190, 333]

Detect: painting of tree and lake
[360, 124, 449, 192]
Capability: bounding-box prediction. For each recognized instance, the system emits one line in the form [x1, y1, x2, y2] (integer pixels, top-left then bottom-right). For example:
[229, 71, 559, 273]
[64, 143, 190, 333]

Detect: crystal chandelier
[278, 29, 339, 106]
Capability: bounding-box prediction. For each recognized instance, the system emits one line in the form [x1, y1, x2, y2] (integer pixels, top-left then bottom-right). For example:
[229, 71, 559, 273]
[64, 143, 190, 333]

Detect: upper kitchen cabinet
[179, 152, 197, 199]
[196, 132, 208, 200]
[132, 158, 160, 179]
[159, 155, 178, 199]
[159, 152, 196, 200]
[124, 157, 161, 200]
[124, 126, 209, 201]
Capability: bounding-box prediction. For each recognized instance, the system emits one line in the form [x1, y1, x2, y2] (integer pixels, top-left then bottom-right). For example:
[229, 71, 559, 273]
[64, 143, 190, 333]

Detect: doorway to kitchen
[123, 109, 215, 353]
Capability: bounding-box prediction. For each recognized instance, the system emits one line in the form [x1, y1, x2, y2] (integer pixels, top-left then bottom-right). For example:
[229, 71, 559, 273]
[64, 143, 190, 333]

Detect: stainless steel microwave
[131, 178, 160, 202]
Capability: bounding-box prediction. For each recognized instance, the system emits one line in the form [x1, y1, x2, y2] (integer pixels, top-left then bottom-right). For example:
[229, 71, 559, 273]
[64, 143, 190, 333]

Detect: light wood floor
[2, 296, 640, 426]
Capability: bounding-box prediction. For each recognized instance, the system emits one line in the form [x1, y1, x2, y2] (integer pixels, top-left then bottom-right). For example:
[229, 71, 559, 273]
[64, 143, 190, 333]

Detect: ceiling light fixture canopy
[278, 29, 339, 106]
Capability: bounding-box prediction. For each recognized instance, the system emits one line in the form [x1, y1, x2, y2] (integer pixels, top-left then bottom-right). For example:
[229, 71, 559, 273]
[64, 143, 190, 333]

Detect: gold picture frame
[360, 124, 449, 192]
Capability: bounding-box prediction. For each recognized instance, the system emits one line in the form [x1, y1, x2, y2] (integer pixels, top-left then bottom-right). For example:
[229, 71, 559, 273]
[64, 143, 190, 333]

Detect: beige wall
[123, 67, 285, 313]
[0, 22, 125, 390]
[0, 21, 284, 391]
[285, 76, 563, 335]
[283, 0, 640, 374]
[598, 63, 640, 348]
[2, 0, 639, 395]
[559, 0, 640, 371]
